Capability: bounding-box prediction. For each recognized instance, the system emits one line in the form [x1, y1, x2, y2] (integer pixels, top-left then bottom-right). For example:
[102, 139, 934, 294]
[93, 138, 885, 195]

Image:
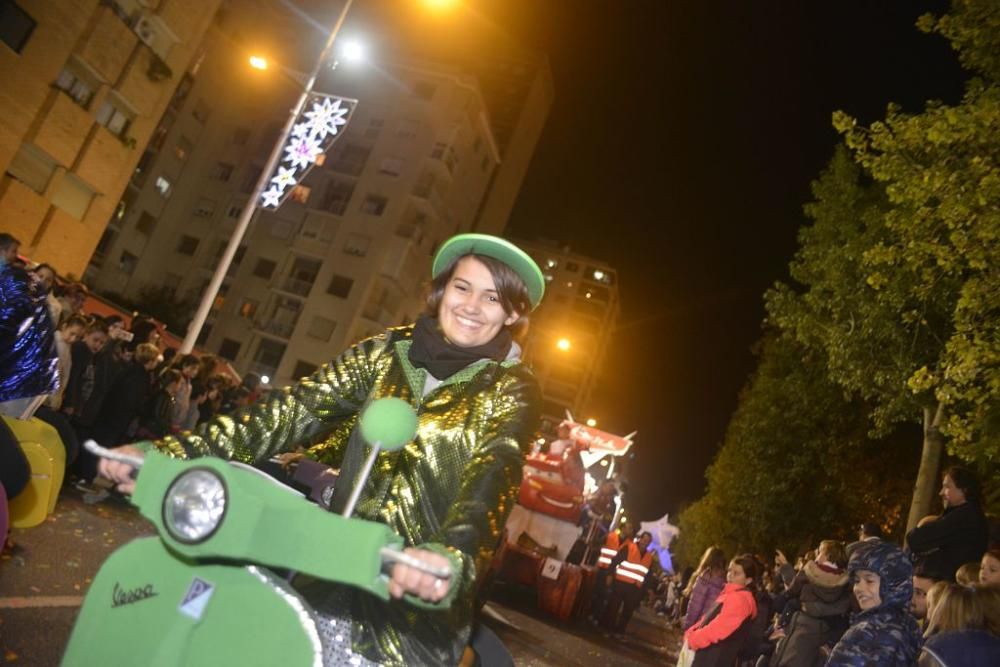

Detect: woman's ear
[504, 311, 520, 327]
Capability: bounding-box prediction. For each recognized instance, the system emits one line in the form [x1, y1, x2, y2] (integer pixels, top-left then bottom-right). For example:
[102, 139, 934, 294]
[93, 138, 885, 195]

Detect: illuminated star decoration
[259, 93, 357, 210]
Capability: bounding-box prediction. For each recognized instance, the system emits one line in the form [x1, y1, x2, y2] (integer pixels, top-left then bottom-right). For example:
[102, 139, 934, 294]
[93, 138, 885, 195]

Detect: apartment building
[512, 239, 620, 431]
[0, 0, 220, 275]
[84, 0, 552, 387]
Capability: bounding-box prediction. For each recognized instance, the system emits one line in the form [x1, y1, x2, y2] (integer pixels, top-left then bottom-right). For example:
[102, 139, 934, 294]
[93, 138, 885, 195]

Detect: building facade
[84, 1, 552, 387]
[512, 239, 620, 431]
[0, 0, 220, 275]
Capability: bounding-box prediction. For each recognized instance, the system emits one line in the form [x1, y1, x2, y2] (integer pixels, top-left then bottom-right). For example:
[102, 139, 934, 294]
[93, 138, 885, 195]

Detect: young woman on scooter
[99, 233, 544, 666]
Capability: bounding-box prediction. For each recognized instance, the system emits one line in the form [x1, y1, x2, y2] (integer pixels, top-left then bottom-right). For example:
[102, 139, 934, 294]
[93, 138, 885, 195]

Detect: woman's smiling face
[437, 256, 519, 348]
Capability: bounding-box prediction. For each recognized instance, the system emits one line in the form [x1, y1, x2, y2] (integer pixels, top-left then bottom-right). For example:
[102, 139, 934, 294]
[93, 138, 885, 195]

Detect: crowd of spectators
[0, 232, 262, 548]
[670, 466, 998, 666]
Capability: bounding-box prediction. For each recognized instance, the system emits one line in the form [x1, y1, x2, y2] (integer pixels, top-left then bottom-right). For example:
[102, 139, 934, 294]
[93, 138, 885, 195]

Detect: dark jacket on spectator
[63, 341, 115, 427]
[919, 629, 1000, 667]
[906, 501, 988, 581]
[89, 360, 152, 446]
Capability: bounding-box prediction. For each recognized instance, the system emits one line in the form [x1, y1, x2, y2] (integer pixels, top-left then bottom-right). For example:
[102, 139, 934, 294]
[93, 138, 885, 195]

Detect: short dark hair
[424, 253, 531, 341]
[731, 554, 760, 592]
[860, 522, 883, 539]
[0, 232, 20, 251]
[944, 466, 981, 503]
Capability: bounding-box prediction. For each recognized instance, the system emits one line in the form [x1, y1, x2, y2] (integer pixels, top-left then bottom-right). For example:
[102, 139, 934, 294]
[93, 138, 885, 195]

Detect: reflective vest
[597, 532, 623, 569]
[615, 541, 654, 587]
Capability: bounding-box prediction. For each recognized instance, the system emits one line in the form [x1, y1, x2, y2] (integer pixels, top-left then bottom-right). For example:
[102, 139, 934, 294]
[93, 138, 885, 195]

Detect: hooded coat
[826, 541, 922, 667]
[772, 561, 851, 667]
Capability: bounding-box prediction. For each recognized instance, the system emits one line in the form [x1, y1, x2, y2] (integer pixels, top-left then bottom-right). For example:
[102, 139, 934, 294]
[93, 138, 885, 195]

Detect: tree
[675, 331, 916, 565]
[770, 0, 1000, 528]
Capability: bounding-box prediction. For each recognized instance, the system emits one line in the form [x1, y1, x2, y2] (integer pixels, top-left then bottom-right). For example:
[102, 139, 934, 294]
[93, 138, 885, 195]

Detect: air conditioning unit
[134, 16, 157, 48]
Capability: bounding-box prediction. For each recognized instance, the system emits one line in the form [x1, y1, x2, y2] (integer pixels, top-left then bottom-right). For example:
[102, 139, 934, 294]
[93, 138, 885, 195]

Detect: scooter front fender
[62, 536, 325, 667]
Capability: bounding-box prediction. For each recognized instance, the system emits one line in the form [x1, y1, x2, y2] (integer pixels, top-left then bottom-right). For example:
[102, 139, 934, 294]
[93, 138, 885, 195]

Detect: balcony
[275, 276, 314, 297]
[253, 318, 296, 340]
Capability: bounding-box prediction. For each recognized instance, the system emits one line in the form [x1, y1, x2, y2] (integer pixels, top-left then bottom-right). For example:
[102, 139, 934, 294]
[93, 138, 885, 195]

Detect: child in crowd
[684, 546, 728, 630]
[771, 540, 852, 667]
[826, 540, 921, 666]
[980, 549, 1000, 586]
[955, 561, 980, 587]
[683, 554, 759, 667]
[919, 583, 1000, 666]
[46, 314, 87, 410]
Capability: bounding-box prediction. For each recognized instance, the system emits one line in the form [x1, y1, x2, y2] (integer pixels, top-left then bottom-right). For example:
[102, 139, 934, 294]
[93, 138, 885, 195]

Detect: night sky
[344, 1, 968, 522]
[480, 0, 966, 521]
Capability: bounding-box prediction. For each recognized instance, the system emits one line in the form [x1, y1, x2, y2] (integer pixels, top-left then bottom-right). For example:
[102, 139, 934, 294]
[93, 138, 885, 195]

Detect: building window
[92, 228, 117, 265]
[174, 135, 194, 161]
[232, 126, 250, 145]
[327, 142, 371, 176]
[377, 157, 403, 177]
[118, 251, 138, 275]
[412, 81, 435, 100]
[0, 2, 36, 54]
[360, 194, 387, 216]
[176, 235, 200, 256]
[292, 360, 318, 379]
[154, 175, 171, 198]
[51, 173, 95, 220]
[253, 338, 286, 373]
[96, 98, 132, 137]
[282, 256, 322, 296]
[227, 204, 243, 219]
[343, 233, 370, 258]
[5, 142, 56, 194]
[218, 338, 241, 362]
[327, 274, 353, 299]
[307, 316, 336, 341]
[321, 179, 355, 216]
[253, 258, 276, 279]
[213, 162, 234, 182]
[54, 62, 96, 108]
[193, 198, 215, 218]
[192, 99, 211, 123]
[135, 211, 156, 235]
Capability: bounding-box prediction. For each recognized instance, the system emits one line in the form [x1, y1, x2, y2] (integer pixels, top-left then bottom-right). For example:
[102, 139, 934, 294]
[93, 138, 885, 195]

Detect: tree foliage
[675, 332, 916, 565]
[677, 0, 999, 559]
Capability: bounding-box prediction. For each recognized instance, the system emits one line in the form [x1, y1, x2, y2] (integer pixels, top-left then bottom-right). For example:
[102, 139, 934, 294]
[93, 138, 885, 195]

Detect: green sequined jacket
[151, 325, 541, 665]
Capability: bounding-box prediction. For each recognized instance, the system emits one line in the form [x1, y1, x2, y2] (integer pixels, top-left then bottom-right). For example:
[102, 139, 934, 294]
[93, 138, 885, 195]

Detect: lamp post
[180, 0, 357, 353]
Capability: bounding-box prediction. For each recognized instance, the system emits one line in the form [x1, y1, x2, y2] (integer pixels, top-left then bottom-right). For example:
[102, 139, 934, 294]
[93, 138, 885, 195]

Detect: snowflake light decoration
[301, 97, 350, 139]
[260, 93, 358, 210]
[259, 93, 358, 211]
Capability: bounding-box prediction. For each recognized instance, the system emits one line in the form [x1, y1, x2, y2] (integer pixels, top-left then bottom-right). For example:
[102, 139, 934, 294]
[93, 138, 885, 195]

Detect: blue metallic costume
[0, 264, 59, 404]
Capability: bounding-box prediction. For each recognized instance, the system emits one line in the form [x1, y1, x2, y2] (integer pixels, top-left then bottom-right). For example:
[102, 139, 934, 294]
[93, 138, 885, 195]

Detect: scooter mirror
[359, 397, 417, 451]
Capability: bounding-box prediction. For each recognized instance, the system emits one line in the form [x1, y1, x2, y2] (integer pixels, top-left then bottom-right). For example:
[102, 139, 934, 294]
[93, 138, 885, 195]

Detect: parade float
[492, 419, 637, 620]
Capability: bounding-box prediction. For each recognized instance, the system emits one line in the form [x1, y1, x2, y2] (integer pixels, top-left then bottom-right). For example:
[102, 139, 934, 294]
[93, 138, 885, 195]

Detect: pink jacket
[684, 582, 757, 650]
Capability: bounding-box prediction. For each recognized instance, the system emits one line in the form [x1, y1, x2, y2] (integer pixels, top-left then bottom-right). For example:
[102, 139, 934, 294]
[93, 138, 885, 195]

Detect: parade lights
[248, 55, 268, 71]
[556, 338, 571, 352]
[586, 418, 597, 428]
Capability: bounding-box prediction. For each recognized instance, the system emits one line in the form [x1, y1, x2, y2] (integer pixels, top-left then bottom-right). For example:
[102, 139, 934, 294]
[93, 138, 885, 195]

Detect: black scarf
[408, 315, 512, 380]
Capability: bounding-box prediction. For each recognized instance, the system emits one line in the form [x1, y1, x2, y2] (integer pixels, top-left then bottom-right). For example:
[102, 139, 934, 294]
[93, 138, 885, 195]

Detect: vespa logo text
[111, 582, 158, 608]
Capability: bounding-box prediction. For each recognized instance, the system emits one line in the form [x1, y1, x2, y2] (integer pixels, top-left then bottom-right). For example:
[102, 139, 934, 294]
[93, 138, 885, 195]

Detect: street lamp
[586, 418, 597, 428]
[248, 55, 269, 71]
[556, 338, 571, 352]
[180, 0, 358, 353]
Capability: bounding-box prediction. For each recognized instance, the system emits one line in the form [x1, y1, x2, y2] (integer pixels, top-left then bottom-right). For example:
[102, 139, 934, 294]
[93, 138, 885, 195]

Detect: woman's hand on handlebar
[97, 445, 145, 495]
[388, 548, 451, 603]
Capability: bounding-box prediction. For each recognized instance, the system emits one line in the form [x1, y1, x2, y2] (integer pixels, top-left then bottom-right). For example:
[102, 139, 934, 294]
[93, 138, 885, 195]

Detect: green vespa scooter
[61, 398, 449, 667]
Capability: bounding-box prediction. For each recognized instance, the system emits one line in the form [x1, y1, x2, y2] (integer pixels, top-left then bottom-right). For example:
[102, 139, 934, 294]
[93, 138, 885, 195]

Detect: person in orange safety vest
[603, 531, 655, 638]
[588, 523, 634, 625]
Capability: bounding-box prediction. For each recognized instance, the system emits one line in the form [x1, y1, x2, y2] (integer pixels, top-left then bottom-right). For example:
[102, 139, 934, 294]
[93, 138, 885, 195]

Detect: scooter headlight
[162, 469, 227, 544]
